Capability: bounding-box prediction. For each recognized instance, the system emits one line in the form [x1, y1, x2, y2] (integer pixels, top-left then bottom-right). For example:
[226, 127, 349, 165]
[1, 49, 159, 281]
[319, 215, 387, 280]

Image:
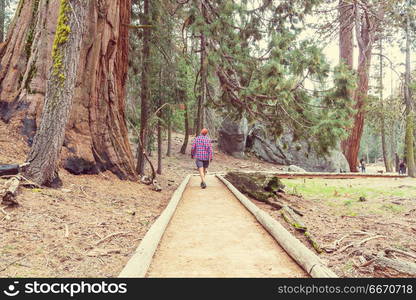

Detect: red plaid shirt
[191, 135, 213, 161]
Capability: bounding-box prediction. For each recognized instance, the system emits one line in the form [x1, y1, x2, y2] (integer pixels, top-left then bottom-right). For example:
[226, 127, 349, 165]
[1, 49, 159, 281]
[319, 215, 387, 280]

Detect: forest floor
[253, 177, 416, 277]
[1, 120, 416, 277]
[0, 121, 281, 277]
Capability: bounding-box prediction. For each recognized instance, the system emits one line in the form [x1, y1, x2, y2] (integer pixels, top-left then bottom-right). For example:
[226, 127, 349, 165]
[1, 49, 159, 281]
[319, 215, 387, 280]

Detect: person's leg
[196, 160, 205, 186]
[201, 160, 209, 188]
[198, 167, 205, 184]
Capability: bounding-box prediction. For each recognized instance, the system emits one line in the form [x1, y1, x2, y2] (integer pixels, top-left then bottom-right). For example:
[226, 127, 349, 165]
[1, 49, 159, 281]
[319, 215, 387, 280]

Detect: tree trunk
[25, 0, 87, 186]
[341, 4, 382, 172]
[0, 0, 137, 180]
[157, 70, 162, 175]
[195, 6, 206, 136]
[0, 0, 4, 43]
[339, 0, 354, 157]
[136, 0, 150, 175]
[180, 102, 189, 154]
[166, 114, 172, 157]
[379, 36, 392, 172]
[404, 7, 415, 177]
[395, 152, 400, 172]
[339, 0, 353, 68]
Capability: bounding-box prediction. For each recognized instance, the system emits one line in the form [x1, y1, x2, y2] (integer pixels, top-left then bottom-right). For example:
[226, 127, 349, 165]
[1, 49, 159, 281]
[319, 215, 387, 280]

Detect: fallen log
[264, 197, 285, 210]
[0, 163, 29, 177]
[225, 171, 284, 202]
[119, 175, 191, 277]
[218, 175, 337, 278]
[281, 205, 306, 231]
[0, 164, 20, 177]
[373, 256, 416, 277]
[1, 176, 20, 206]
[225, 172, 303, 215]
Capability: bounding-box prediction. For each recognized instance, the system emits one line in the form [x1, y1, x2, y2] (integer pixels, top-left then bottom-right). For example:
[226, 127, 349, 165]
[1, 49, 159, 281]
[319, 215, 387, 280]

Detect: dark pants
[196, 159, 209, 169]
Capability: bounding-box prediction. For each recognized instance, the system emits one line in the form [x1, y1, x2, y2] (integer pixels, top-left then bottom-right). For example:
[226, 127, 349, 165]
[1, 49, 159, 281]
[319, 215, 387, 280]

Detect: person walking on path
[399, 160, 407, 175]
[360, 158, 366, 173]
[191, 128, 213, 189]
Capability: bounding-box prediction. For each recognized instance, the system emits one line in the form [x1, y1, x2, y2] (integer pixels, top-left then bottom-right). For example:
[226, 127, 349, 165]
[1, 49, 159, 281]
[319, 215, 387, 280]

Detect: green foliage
[180, 0, 355, 154]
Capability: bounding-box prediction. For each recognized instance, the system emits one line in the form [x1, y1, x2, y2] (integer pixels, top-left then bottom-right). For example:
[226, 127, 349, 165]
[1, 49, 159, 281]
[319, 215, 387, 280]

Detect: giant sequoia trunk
[0, 0, 136, 180]
[0, 0, 4, 43]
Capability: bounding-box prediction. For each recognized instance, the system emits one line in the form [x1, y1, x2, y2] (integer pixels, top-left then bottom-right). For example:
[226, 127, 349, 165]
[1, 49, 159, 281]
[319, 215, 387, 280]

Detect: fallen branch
[94, 231, 132, 246]
[304, 231, 323, 254]
[373, 256, 416, 277]
[86, 248, 121, 257]
[359, 258, 376, 268]
[357, 235, 385, 246]
[0, 207, 10, 221]
[323, 231, 376, 253]
[281, 205, 306, 231]
[0, 226, 39, 235]
[275, 193, 304, 216]
[0, 252, 32, 272]
[384, 248, 416, 261]
[19, 175, 40, 189]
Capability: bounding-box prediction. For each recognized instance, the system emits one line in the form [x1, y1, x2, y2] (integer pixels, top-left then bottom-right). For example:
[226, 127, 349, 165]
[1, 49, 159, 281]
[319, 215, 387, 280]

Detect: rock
[218, 117, 248, 158]
[359, 196, 367, 202]
[288, 165, 306, 172]
[247, 125, 349, 172]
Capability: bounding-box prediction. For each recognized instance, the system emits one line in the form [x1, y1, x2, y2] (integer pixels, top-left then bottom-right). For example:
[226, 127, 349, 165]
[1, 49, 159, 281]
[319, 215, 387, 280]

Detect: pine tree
[177, 0, 354, 154]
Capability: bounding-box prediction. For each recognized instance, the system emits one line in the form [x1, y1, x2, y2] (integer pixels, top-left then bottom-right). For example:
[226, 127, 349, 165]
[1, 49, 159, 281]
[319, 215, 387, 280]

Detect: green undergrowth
[281, 178, 415, 216]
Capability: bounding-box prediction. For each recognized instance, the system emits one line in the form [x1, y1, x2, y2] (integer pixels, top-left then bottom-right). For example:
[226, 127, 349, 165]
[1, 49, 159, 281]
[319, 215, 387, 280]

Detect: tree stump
[1, 177, 20, 206]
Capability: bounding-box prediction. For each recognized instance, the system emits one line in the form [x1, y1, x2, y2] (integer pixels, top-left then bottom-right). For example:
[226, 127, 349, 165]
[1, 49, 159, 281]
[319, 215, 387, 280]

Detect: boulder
[288, 165, 306, 173]
[218, 117, 248, 158]
[247, 125, 349, 172]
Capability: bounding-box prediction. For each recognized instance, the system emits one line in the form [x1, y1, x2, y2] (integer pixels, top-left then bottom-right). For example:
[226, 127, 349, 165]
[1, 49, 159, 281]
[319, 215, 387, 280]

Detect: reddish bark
[339, 0, 353, 68]
[0, 0, 136, 180]
[339, 3, 383, 172]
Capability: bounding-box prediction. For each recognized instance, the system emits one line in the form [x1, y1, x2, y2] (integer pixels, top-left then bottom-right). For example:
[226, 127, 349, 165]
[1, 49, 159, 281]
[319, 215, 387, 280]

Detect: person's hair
[201, 128, 208, 135]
